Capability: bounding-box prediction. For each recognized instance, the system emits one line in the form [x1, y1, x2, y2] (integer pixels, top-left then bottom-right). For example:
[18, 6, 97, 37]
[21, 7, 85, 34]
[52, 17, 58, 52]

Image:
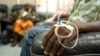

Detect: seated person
[20, 3, 36, 19]
[21, 0, 100, 56]
[12, 13, 34, 47]
[10, 10, 20, 22]
[10, 3, 36, 22]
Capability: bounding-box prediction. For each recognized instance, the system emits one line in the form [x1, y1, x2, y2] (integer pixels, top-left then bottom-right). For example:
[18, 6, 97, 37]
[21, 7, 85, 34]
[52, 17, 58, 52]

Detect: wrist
[63, 22, 80, 32]
[74, 22, 83, 32]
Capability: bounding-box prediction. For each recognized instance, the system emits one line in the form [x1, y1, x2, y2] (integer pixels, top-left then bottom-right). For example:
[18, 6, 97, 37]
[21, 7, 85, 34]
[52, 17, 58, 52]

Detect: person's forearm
[51, 0, 75, 20]
[60, 0, 75, 15]
[75, 21, 100, 32]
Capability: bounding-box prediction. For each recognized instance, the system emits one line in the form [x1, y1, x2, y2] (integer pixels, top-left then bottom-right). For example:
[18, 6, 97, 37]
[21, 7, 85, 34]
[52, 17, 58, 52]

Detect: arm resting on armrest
[76, 21, 100, 32]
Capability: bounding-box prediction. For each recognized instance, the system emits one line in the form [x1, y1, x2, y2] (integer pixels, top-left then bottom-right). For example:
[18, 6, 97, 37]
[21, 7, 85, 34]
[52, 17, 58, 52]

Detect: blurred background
[0, 0, 67, 56]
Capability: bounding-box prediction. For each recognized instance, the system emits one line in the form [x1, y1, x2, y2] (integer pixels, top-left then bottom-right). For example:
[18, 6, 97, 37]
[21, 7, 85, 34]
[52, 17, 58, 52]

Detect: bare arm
[76, 21, 100, 32]
[53, 0, 75, 18]
[45, 0, 75, 22]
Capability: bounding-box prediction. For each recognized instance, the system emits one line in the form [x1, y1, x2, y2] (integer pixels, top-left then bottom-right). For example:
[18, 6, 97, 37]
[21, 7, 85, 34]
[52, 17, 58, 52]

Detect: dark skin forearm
[76, 21, 100, 32]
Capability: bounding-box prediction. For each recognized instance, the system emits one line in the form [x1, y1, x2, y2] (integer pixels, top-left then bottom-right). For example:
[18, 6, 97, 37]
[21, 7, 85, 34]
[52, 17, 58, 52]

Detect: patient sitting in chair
[12, 11, 34, 47]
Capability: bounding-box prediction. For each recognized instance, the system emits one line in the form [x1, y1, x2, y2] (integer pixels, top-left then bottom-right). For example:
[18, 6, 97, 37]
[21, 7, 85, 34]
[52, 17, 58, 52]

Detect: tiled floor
[0, 43, 21, 56]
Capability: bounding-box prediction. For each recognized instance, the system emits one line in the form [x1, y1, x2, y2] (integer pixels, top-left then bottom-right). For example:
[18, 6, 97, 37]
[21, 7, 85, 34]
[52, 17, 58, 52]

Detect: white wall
[36, 0, 69, 17]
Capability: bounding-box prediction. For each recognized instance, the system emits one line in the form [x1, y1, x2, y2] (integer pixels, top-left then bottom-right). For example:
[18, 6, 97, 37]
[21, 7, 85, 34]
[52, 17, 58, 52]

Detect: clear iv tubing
[54, 10, 79, 49]
[55, 21, 79, 49]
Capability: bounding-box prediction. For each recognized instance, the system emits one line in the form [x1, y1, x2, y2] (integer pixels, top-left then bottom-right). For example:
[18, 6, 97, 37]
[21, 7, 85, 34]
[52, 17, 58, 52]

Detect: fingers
[43, 27, 72, 56]
[50, 38, 64, 56]
[57, 38, 70, 55]
[41, 27, 55, 49]
[42, 32, 48, 38]
[48, 27, 68, 56]
[57, 46, 64, 56]
[57, 37, 73, 55]
[42, 26, 77, 56]
[44, 34, 57, 55]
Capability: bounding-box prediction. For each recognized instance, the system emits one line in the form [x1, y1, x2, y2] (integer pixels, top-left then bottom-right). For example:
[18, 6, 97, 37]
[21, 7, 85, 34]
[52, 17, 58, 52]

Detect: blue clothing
[20, 22, 54, 56]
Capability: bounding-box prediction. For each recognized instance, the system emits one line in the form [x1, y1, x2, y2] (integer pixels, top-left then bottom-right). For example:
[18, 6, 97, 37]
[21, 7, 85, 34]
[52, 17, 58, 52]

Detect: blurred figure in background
[10, 3, 36, 22]
[12, 11, 34, 47]
[20, 3, 36, 19]
[9, 3, 36, 47]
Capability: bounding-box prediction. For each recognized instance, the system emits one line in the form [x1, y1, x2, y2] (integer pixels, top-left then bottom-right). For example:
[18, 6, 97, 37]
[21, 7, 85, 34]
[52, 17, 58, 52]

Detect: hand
[44, 17, 55, 22]
[44, 9, 66, 23]
[41, 24, 77, 56]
